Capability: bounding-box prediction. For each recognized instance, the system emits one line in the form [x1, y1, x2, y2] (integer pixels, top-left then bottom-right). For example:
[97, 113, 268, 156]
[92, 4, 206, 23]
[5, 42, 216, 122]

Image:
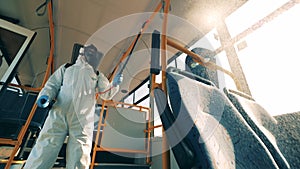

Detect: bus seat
[20, 93, 49, 130]
[0, 88, 49, 162]
[0, 89, 49, 139]
[154, 67, 280, 169]
[0, 88, 27, 139]
[224, 88, 290, 169]
[185, 47, 219, 87]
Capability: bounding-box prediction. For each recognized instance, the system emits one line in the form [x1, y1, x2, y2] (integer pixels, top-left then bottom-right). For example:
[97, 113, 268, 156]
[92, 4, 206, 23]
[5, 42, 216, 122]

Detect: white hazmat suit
[24, 45, 120, 169]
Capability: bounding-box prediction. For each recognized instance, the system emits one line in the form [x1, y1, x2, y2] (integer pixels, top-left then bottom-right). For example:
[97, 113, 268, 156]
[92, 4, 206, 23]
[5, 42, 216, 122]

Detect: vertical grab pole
[150, 30, 161, 76]
[161, 1, 171, 169]
[149, 29, 161, 164]
[161, 0, 170, 93]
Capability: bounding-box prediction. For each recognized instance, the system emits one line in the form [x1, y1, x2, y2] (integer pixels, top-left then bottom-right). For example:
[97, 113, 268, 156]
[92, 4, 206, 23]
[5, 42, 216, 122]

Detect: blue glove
[112, 73, 123, 87]
[37, 95, 50, 108]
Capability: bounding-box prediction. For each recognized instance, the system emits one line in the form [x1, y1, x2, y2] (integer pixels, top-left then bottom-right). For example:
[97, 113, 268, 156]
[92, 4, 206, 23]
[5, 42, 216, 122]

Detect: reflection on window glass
[0, 19, 35, 92]
[137, 98, 150, 120]
[0, 54, 9, 80]
[137, 97, 149, 108]
[134, 81, 149, 102]
[123, 93, 134, 104]
[176, 54, 187, 70]
[153, 99, 162, 137]
[168, 60, 176, 68]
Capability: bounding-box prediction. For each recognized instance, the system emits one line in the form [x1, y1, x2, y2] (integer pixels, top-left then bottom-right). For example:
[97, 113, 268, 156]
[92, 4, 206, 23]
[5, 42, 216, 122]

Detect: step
[0, 159, 25, 169]
[93, 163, 150, 169]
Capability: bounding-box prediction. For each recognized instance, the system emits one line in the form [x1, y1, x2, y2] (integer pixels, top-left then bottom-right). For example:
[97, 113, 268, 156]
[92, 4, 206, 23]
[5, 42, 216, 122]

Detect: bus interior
[0, 0, 300, 169]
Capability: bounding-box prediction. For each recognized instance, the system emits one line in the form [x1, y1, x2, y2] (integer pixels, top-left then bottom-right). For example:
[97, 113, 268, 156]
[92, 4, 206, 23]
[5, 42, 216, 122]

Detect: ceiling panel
[0, 0, 247, 96]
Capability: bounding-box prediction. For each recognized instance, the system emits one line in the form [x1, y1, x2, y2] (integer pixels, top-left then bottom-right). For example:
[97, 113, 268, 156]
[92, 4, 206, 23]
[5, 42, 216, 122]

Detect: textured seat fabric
[224, 88, 290, 169]
[154, 67, 279, 169]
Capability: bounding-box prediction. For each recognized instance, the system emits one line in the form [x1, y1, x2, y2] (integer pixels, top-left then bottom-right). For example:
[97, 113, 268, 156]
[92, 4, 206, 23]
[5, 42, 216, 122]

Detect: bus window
[225, 0, 290, 37]
[226, 1, 300, 115]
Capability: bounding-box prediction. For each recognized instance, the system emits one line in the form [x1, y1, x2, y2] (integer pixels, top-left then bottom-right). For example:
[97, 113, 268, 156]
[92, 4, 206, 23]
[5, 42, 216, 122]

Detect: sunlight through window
[227, 1, 300, 115]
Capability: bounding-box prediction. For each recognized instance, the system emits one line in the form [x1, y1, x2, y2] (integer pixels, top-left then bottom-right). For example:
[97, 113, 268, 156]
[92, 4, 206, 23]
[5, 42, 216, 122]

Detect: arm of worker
[37, 64, 66, 106]
[97, 72, 122, 100]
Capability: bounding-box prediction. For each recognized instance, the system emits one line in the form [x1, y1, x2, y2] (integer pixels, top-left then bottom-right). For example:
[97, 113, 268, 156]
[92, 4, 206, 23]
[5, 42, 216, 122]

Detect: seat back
[0, 89, 49, 139]
[154, 67, 280, 169]
[0, 88, 27, 138]
[20, 92, 49, 129]
[224, 88, 290, 169]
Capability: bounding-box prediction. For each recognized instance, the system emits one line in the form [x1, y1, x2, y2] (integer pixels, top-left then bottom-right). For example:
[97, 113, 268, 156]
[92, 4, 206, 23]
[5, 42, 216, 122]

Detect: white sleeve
[97, 72, 119, 100]
[38, 64, 66, 101]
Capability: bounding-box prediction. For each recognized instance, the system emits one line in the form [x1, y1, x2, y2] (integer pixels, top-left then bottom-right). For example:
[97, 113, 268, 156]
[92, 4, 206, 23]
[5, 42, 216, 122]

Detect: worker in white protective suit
[23, 44, 123, 169]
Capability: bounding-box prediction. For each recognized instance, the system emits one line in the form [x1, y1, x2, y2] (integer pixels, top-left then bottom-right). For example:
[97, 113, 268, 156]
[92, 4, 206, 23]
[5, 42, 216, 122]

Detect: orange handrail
[8, 83, 42, 92]
[90, 100, 152, 169]
[166, 37, 242, 90]
[2, 1, 55, 169]
[90, 101, 107, 169]
[144, 124, 163, 132]
[109, 1, 163, 81]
